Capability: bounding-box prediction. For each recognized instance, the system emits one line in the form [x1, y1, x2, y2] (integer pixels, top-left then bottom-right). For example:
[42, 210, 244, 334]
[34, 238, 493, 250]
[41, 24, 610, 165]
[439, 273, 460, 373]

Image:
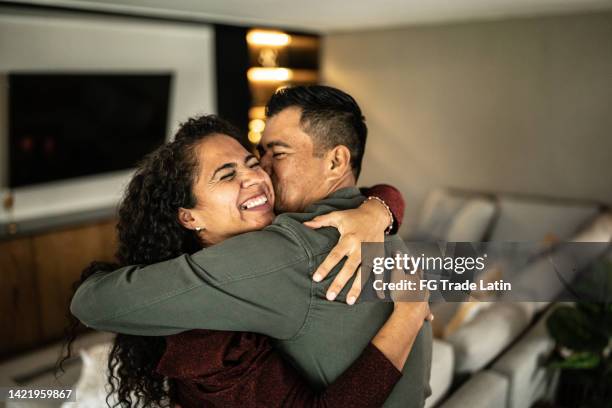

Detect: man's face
[259, 107, 327, 213]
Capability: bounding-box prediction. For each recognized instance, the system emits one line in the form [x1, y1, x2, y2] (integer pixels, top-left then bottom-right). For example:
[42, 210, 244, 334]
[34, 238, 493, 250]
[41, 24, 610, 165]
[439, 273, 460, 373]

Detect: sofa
[414, 188, 612, 408]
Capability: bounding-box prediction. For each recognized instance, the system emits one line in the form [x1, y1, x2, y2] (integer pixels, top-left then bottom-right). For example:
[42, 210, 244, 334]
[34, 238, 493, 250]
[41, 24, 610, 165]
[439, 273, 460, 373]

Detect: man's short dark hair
[265, 85, 367, 179]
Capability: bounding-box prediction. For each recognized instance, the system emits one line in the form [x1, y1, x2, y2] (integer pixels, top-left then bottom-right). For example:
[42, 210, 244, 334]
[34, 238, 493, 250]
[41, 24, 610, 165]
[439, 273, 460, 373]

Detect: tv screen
[8, 73, 172, 188]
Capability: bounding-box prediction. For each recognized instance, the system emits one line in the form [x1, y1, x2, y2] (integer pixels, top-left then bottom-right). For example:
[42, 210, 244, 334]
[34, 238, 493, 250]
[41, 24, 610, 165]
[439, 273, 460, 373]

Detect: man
[72, 85, 432, 407]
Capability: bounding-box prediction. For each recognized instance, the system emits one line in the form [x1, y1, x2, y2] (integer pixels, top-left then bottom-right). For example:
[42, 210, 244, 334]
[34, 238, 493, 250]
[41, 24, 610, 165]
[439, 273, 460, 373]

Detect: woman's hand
[390, 258, 433, 321]
[373, 300, 432, 371]
[372, 262, 433, 371]
[303, 198, 393, 304]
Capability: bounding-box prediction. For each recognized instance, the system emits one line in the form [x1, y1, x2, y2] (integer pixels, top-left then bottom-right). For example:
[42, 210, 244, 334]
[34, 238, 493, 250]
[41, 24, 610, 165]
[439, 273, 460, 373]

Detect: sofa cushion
[505, 214, 612, 305]
[431, 302, 496, 339]
[490, 197, 599, 243]
[425, 339, 455, 408]
[446, 199, 497, 242]
[414, 189, 467, 240]
[413, 189, 496, 242]
[491, 306, 557, 408]
[446, 302, 533, 374]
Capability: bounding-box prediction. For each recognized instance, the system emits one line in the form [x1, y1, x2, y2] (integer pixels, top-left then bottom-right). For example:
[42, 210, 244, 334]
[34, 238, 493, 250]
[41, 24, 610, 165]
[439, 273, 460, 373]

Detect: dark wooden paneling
[0, 236, 42, 357]
[32, 219, 117, 341]
[0, 218, 117, 359]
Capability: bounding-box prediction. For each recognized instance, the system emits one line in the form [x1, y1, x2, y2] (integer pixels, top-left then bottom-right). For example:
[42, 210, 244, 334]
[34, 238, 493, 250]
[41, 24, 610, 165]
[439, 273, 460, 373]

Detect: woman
[67, 114, 430, 407]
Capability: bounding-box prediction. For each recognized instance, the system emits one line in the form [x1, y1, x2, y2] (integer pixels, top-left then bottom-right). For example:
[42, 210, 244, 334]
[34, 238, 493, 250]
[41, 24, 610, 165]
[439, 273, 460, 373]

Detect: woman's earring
[195, 226, 203, 232]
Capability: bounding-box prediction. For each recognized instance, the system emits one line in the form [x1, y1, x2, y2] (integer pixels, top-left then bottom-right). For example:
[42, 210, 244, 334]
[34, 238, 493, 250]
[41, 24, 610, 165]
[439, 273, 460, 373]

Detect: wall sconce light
[247, 67, 293, 82]
[247, 30, 291, 47]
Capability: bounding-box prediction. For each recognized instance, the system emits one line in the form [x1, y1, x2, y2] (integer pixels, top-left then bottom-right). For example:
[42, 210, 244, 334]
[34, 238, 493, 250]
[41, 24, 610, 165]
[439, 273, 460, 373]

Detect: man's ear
[178, 208, 197, 230]
[327, 145, 352, 174]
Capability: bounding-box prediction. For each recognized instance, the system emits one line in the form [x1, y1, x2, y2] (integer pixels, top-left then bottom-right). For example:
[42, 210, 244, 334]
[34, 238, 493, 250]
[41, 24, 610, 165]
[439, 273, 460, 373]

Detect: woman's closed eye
[273, 152, 286, 158]
[220, 162, 259, 181]
[220, 171, 236, 181]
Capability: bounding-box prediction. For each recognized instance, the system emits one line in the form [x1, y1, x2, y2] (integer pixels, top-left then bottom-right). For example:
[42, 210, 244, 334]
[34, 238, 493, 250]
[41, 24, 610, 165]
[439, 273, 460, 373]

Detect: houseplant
[545, 259, 612, 407]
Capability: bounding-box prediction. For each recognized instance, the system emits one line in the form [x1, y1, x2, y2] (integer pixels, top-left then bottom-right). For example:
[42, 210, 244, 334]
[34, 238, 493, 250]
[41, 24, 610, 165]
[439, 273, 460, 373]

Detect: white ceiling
[7, 0, 612, 32]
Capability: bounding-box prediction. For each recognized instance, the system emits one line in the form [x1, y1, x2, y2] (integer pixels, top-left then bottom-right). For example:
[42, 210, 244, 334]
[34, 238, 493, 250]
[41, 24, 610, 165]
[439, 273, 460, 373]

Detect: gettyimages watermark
[359, 240, 612, 303]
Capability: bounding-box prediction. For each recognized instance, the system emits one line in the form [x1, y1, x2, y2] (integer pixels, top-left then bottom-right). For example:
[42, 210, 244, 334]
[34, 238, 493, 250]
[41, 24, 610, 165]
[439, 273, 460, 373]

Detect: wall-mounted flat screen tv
[8, 73, 172, 188]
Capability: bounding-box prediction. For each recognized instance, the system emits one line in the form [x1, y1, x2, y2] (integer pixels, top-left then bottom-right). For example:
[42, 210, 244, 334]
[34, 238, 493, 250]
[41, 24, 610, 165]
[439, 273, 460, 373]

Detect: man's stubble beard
[272, 175, 288, 213]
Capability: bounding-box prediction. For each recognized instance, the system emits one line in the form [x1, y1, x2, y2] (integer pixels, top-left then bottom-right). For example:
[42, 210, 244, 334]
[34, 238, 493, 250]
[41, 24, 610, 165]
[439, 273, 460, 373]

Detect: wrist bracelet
[366, 196, 394, 235]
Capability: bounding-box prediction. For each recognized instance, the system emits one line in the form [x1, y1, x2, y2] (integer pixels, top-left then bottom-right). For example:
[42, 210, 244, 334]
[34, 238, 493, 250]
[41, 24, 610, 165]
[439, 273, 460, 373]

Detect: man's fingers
[312, 243, 348, 282]
[346, 269, 362, 305]
[325, 256, 361, 301]
[303, 213, 339, 229]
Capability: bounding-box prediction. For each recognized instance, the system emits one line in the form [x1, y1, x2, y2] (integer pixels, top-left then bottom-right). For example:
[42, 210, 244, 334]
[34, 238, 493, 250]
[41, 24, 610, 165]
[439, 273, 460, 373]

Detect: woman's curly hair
[60, 114, 243, 407]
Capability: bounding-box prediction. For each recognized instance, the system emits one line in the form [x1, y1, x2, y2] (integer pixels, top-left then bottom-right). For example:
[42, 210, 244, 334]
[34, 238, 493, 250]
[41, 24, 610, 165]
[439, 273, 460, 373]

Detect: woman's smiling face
[179, 133, 275, 245]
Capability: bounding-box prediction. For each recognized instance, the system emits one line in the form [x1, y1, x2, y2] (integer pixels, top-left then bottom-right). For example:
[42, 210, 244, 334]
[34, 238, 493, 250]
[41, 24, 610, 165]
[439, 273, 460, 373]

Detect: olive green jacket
[71, 187, 432, 407]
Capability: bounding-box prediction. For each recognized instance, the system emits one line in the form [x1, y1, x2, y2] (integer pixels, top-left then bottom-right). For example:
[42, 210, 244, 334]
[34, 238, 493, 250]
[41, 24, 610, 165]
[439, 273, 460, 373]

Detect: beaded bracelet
[366, 196, 394, 235]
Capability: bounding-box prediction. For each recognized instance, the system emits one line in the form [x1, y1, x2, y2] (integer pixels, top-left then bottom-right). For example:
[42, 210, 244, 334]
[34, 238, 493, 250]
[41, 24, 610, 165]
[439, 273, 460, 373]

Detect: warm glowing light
[249, 106, 266, 119]
[247, 67, 292, 82]
[249, 119, 266, 133]
[247, 30, 291, 47]
[248, 131, 262, 144]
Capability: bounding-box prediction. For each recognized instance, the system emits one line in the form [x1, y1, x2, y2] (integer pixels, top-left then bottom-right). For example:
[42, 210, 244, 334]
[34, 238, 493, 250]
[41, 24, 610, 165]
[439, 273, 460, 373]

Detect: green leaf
[575, 302, 612, 337]
[576, 302, 602, 318]
[574, 259, 612, 302]
[546, 305, 608, 352]
[548, 352, 600, 369]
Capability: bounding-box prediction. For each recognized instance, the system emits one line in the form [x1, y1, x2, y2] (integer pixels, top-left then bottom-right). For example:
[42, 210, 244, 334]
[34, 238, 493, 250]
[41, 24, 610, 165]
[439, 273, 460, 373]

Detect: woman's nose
[240, 167, 265, 189]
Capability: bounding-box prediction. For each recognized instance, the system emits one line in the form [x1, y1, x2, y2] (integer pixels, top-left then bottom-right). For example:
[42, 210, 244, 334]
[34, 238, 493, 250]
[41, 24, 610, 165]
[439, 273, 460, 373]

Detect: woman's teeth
[241, 195, 268, 210]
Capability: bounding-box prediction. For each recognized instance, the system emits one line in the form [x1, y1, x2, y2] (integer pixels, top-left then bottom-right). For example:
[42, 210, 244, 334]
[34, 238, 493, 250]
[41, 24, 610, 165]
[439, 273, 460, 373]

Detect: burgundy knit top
[156, 185, 405, 407]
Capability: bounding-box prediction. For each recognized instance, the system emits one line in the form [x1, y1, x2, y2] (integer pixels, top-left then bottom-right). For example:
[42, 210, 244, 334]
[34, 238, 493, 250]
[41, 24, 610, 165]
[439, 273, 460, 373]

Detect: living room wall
[0, 8, 215, 227]
[322, 12, 612, 234]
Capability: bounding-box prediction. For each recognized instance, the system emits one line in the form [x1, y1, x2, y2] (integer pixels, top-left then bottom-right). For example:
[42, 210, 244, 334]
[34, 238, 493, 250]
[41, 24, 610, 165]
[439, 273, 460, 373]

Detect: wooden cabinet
[0, 236, 41, 357]
[0, 218, 117, 360]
